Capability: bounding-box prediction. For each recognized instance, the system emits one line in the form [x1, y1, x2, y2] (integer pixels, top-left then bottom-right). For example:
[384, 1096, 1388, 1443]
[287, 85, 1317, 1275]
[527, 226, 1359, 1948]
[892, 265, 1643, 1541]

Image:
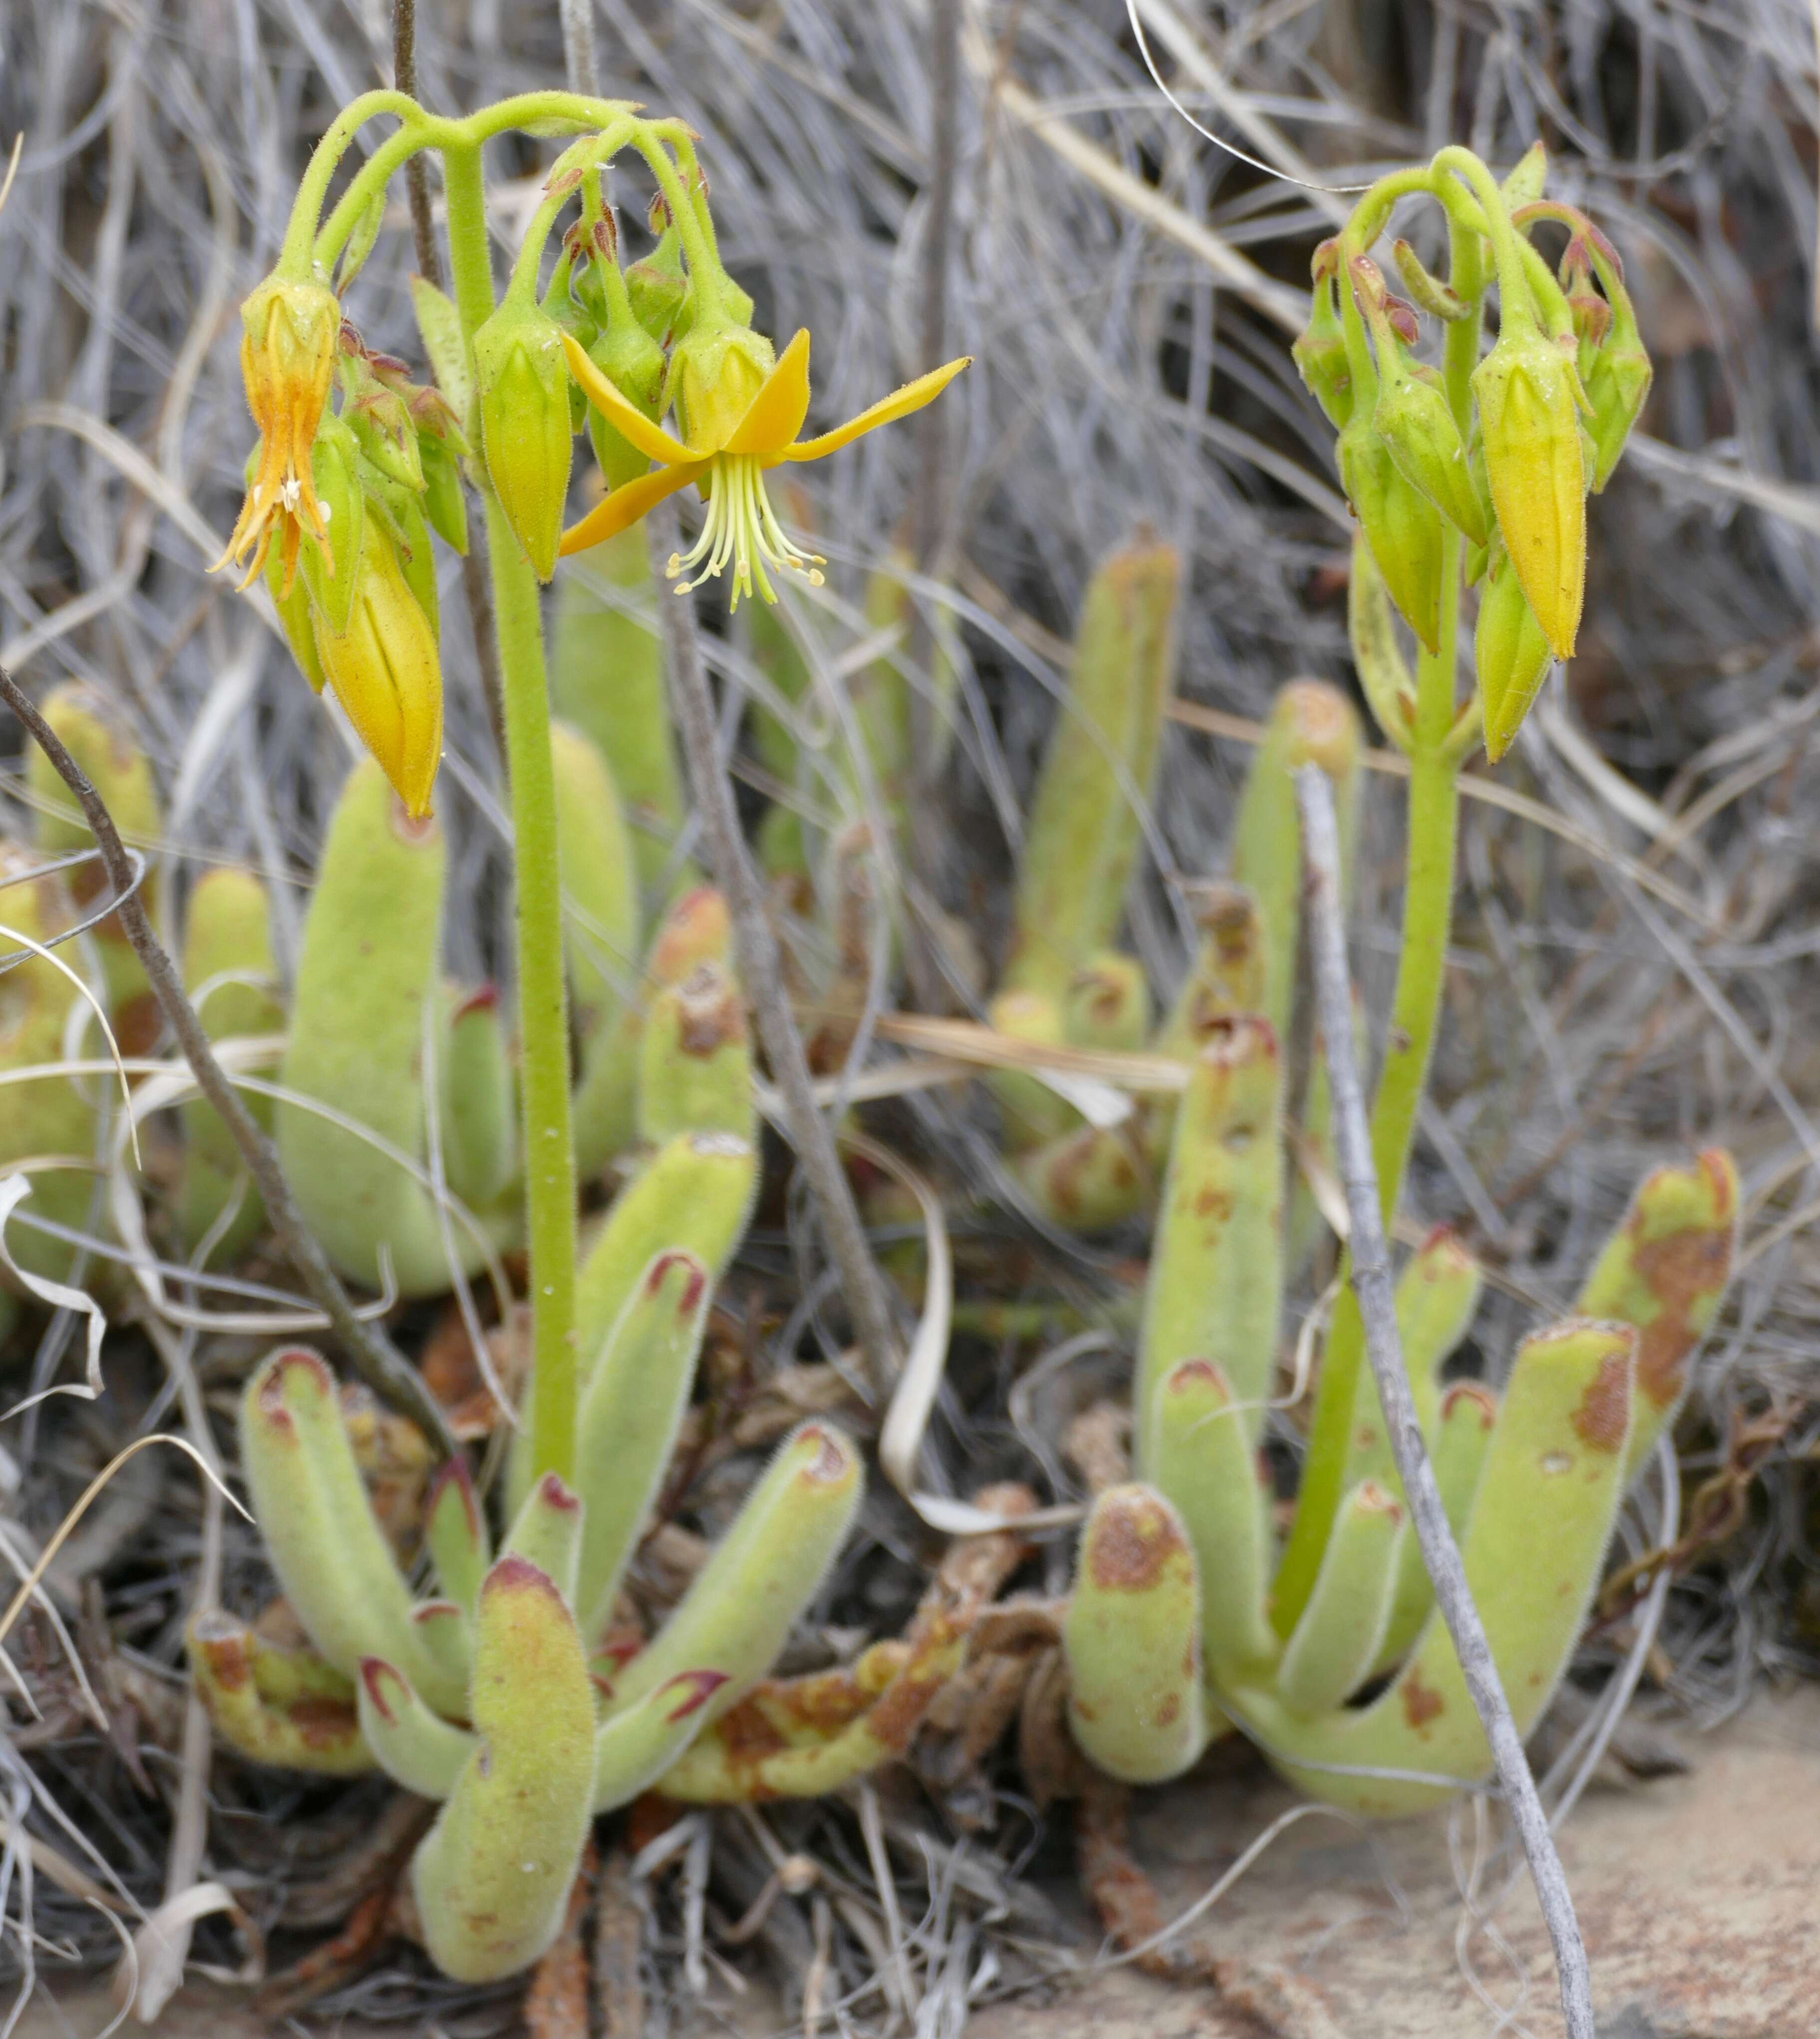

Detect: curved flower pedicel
[558, 325, 970, 607]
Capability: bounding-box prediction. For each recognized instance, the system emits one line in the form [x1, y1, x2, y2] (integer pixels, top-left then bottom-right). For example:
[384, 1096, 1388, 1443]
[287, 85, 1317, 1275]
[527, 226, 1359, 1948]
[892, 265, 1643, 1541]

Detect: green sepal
[372, 476, 438, 641]
[298, 415, 367, 637]
[410, 277, 474, 424]
[418, 431, 469, 556]
[1502, 142, 1548, 210]
[356, 1657, 477, 1798]
[574, 1250, 713, 1641]
[411, 1556, 596, 1982]
[1064, 1483, 1206, 1783]
[265, 537, 329, 691]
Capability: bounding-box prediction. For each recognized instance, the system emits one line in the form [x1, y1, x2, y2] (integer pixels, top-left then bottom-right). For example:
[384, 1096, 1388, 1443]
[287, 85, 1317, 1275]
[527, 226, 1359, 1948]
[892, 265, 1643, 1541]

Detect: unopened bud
[584, 298, 669, 493]
[1368, 317, 1487, 547]
[298, 415, 367, 637]
[627, 225, 689, 346]
[312, 517, 444, 818]
[472, 300, 574, 582]
[1337, 410, 1444, 654]
[1347, 533, 1414, 752]
[1474, 540, 1552, 763]
[1391, 239, 1468, 321]
[1291, 273, 1353, 430]
[1581, 282, 1652, 494]
[1472, 318, 1587, 659]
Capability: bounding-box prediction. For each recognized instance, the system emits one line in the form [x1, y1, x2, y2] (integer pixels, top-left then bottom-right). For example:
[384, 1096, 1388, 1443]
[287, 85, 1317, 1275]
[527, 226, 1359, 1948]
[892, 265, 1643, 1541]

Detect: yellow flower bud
[1475, 540, 1552, 763]
[1472, 321, 1587, 659]
[297, 415, 366, 637]
[472, 301, 575, 582]
[312, 517, 444, 819]
[1337, 411, 1444, 654]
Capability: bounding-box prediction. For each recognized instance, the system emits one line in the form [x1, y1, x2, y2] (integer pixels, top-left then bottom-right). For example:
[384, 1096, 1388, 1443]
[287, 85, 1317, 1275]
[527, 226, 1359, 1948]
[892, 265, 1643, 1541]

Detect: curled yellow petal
[724, 329, 812, 458]
[558, 460, 707, 558]
[560, 330, 694, 470]
[780, 355, 971, 464]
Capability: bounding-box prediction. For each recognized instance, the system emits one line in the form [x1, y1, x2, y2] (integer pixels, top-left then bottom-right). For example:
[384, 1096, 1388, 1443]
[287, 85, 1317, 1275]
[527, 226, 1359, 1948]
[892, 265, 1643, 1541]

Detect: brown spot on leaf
[290, 1695, 361, 1750]
[1087, 1490, 1184, 1592]
[1157, 1692, 1181, 1728]
[1629, 1223, 1734, 1409]
[1401, 1669, 1445, 1734]
[1572, 1352, 1630, 1453]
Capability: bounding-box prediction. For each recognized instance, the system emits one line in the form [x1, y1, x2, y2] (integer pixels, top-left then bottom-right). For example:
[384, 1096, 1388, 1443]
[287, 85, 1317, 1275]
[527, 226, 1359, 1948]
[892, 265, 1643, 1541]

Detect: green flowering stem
[1274, 205, 1481, 1636]
[280, 90, 427, 275]
[444, 140, 580, 1486]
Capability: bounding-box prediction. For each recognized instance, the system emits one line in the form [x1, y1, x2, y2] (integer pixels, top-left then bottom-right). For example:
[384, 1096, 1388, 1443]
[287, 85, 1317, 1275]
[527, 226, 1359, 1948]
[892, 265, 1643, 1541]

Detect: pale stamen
[664, 454, 828, 610]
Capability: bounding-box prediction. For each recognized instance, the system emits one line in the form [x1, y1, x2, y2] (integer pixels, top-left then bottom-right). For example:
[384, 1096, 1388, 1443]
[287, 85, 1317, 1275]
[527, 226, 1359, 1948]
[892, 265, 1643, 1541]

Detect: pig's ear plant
[1057, 145, 1733, 1817]
[188, 87, 968, 1984]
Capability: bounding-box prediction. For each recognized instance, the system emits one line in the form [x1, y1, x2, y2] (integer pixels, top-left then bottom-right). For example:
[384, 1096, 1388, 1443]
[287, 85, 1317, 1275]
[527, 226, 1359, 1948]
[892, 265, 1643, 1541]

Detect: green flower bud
[472, 300, 575, 583]
[585, 293, 668, 493]
[1291, 271, 1353, 430]
[344, 364, 424, 493]
[417, 430, 468, 557]
[1474, 539, 1552, 763]
[1391, 238, 1468, 322]
[1472, 318, 1587, 658]
[626, 223, 690, 345]
[1582, 283, 1652, 494]
[1372, 355, 1488, 547]
[373, 477, 439, 643]
[265, 528, 327, 693]
[1337, 409, 1444, 654]
[298, 414, 367, 638]
[1346, 532, 1414, 752]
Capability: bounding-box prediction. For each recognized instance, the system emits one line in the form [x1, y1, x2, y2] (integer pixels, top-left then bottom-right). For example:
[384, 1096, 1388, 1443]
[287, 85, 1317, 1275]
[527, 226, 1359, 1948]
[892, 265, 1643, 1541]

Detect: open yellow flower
[215, 276, 342, 590]
[558, 328, 969, 607]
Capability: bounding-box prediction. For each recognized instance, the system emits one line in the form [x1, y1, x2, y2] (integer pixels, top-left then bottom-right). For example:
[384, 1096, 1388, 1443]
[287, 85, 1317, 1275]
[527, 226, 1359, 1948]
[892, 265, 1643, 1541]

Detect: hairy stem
[444, 142, 580, 1484]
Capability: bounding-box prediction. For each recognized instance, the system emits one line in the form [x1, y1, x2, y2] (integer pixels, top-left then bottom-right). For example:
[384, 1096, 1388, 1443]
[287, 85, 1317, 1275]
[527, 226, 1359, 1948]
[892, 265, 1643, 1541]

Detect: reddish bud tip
[659, 1668, 731, 1722]
[359, 1659, 402, 1724]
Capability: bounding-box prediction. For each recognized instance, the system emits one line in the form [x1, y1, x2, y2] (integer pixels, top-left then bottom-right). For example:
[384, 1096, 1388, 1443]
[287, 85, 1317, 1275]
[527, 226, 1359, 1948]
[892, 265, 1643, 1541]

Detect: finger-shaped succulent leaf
[278, 758, 504, 1296]
[574, 1250, 712, 1640]
[239, 1348, 465, 1716]
[1571, 1149, 1737, 1482]
[656, 1609, 967, 1803]
[1337, 414, 1444, 654]
[1229, 1320, 1635, 1815]
[1144, 1361, 1275, 1680]
[1014, 1124, 1149, 1233]
[1147, 882, 1266, 1170]
[357, 1657, 478, 1797]
[553, 528, 695, 900]
[1064, 952, 1149, 1052]
[1341, 1226, 1483, 1495]
[1004, 541, 1180, 999]
[1230, 681, 1361, 1044]
[187, 1612, 373, 1775]
[244, 1625, 357, 1708]
[503, 1472, 584, 1605]
[1475, 539, 1553, 763]
[0, 849, 93, 1285]
[1063, 1484, 1205, 1784]
[438, 987, 516, 1210]
[1472, 322, 1587, 659]
[425, 1456, 490, 1615]
[29, 682, 162, 1050]
[574, 885, 730, 1176]
[178, 867, 285, 1260]
[551, 718, 640, 1035]
[574, 1131, 757, 1371]
[1376, 1380, 1497, 1672]
[985, 988, 1080, 1153]
[636, 961, 754, 1148]
[1275, 1480, 1404, 1717]
[599, 1423, 862, 1732]
[1137, 1018, 1283, 1443]
[591, 1669, 732, 1810]
[412, 1557, 596, 1982]
[1347, 534, 1417, 753]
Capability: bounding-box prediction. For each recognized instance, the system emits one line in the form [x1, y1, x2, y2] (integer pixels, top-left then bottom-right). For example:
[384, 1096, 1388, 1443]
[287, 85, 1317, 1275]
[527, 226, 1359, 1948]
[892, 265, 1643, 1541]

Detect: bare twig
[0, 664, 458, 1458]
[1293, 763, 1595, 2039]
[645, 506, 900, 1399]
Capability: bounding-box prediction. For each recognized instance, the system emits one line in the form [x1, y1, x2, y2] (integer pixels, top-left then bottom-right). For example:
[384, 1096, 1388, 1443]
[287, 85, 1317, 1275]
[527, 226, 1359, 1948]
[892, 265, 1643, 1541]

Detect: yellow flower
[558, 327, 969, 607]
[216, 276, 342, 589]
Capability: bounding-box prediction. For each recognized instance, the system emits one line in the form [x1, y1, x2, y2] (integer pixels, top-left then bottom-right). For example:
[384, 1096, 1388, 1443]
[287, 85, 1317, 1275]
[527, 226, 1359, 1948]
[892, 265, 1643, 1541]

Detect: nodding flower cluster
[217, 108, 968, 820]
